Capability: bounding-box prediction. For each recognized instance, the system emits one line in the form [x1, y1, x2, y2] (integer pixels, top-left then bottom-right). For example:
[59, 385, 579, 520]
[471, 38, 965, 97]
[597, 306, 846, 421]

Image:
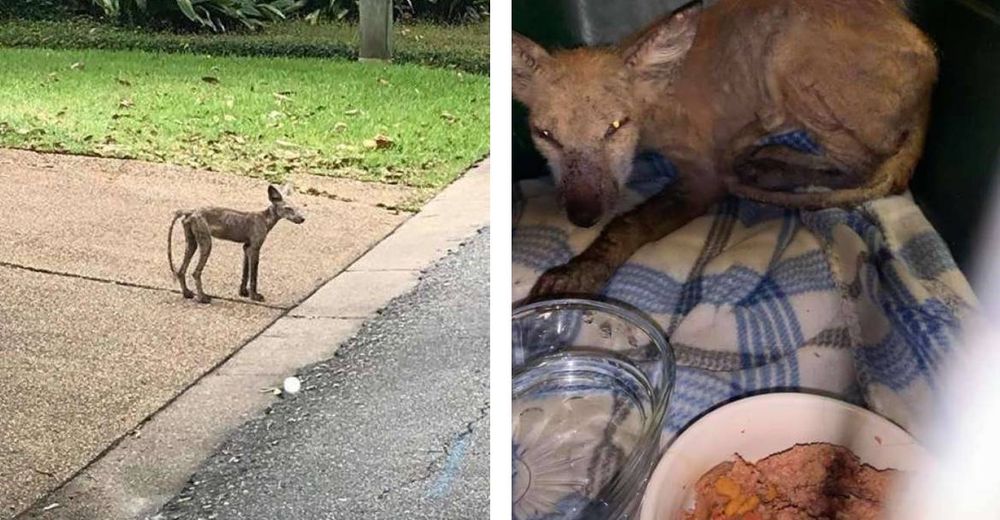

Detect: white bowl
[639, 393, 929, 520]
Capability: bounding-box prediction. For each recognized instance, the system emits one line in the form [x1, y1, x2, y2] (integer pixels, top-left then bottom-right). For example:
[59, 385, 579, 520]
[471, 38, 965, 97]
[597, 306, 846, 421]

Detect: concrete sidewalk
[0, 148, 487, 519]
[3, 151, 489, 520]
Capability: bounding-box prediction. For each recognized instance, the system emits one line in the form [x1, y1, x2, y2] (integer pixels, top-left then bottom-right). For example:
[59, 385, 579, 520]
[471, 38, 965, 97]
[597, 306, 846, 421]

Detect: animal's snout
[561, 157, 614, 228]
[565, 198, 603, 228]
[292, 215, 305, 224]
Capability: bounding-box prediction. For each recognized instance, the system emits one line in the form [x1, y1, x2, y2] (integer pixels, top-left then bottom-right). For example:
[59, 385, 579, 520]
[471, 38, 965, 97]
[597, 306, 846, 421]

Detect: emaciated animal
[513, 0, 938, 298]
[168, 184, 305, 303]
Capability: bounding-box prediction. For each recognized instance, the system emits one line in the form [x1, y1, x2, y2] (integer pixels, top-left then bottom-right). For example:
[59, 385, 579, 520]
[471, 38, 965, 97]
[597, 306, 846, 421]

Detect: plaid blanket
[512, 153, 977, 441]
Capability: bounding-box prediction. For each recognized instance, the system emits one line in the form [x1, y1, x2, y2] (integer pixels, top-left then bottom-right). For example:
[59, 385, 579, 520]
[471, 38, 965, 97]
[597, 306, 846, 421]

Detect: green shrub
[303, 0, 488, 23]
[0, 0, 87, 20]
[87, 0, 306, 31]
[0, 19, 489, 73]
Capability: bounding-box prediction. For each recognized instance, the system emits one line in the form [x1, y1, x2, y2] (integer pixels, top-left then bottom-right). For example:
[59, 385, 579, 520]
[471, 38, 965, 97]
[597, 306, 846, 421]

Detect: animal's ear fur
[280, 182, 295, 195]
[268, 185, 284, 203]
[621, 2, 701, 79]
[513, 32, 550, 103]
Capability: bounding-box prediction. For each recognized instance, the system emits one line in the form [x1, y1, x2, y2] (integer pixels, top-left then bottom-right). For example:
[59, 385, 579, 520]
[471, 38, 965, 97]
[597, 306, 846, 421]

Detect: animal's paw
[182, 289, 194, 299]
[239, 288, 249, 297]
[251, 293, 266, 302]
[196, 294, 212, 304]
[529, 259, 612, 300]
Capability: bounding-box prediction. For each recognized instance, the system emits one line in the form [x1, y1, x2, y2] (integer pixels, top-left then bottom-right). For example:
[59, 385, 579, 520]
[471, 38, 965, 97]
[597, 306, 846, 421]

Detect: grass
[0, 18, 489, 74]
[0, 47, 489, 191]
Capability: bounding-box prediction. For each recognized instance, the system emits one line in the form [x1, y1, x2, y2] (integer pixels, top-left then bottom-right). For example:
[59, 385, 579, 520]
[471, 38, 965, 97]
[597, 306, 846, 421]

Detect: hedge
[0, 19, 488, 74]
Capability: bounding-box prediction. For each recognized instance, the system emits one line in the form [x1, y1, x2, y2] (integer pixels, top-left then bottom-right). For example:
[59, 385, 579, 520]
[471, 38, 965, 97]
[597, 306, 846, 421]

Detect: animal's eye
[605, 117, 630, 139]
[533, 126, 562, 148]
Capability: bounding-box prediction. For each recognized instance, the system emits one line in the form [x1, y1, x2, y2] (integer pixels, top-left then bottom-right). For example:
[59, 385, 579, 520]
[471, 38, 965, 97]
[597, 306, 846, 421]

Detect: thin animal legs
[239, 243, 250, 297]
[191, 219, 213, 304]
[530, 174, 720, 299]
[177, 221, 198, 299]
[247, 246, 264, 302]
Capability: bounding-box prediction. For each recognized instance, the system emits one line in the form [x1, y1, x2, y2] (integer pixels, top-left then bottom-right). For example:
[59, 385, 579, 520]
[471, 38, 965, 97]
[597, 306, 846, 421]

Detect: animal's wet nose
[566, 204, 602, 228]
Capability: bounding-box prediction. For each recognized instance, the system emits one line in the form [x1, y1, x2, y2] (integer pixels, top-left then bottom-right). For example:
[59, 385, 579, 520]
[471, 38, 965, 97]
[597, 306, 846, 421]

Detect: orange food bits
[736, 495, 759, 514]
[714, 476, 741, 499]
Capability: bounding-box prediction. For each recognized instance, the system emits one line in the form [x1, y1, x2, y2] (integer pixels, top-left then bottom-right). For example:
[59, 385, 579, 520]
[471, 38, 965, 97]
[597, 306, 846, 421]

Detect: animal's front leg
[248, 246, 265, 302]
[529, 180, 717, 299]
[239, 244, 250, 297]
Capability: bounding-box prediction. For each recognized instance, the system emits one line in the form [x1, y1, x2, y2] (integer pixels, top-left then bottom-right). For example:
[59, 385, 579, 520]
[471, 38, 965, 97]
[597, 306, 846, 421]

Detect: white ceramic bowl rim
[639, 392, 928, 520]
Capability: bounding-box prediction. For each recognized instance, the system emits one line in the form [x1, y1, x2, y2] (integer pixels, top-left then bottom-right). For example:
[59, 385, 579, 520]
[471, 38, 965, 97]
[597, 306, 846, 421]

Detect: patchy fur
[513, 0, 938, 298]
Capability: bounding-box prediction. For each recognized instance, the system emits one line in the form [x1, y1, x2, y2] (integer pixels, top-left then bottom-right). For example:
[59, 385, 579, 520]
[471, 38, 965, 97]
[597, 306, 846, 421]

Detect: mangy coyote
[512, 0, 938, 298]
[168, 184, 305, 304]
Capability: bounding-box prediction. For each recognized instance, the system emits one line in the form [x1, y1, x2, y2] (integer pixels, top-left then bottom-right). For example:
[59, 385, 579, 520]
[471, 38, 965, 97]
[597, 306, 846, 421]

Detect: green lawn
[0, 18, 489, 74]
[0, 47, 489, 189]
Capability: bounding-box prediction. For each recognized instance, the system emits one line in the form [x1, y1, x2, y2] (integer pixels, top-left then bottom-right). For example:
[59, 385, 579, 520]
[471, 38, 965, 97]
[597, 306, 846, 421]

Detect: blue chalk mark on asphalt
[426, 431, 471, 498]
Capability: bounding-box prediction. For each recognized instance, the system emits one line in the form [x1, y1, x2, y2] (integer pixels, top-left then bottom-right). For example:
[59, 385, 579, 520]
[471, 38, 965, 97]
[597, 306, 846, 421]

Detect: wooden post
[359, 0, 392, 61]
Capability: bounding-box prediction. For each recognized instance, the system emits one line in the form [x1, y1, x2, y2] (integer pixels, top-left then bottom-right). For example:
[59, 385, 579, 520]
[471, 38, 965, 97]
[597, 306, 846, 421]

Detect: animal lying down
[168, 184, 305, 304]
[512, 0, 939, 299]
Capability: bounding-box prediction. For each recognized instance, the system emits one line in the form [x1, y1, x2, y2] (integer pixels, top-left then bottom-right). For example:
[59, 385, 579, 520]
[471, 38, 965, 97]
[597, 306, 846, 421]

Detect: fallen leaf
[42, 503, 60, 512]
[440, 111, 458, 123]
[273, 92, 292, 103]
[69, 62, 84, 70]
[364, 134, 394, 150]
[119, 98, 133, 109]
[333, 122, 348, 132]
[377, 78, 390, 86]
[201, 76, 220, 84]
[344, 108, 360, 116]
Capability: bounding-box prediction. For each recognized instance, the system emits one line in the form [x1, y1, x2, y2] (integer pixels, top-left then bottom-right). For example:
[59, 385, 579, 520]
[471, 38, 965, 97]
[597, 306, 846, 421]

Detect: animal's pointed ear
[280, 182, 295, 195]
[513, 32, 550, 103]
[268, 184, 283, 203]
[621, 2, 701, 79]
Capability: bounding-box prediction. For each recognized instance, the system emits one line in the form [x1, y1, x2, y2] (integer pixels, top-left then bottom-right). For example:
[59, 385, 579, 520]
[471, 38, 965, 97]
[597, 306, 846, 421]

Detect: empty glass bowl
[513, 298, 675, 520]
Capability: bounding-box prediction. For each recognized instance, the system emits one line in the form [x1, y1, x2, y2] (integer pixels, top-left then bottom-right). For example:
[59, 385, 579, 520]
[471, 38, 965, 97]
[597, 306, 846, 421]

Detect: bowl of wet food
[513, 298, 676, 520]
[639, 393, 929, 520]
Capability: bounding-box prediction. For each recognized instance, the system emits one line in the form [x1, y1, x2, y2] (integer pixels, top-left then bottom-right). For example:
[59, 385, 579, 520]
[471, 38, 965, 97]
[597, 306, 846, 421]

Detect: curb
[17, 159, 489, 520]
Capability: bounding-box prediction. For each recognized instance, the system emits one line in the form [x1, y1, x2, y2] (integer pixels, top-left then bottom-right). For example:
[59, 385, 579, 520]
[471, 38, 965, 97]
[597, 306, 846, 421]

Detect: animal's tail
[727, 102, 931, 210]
[167, 210, 186, 276]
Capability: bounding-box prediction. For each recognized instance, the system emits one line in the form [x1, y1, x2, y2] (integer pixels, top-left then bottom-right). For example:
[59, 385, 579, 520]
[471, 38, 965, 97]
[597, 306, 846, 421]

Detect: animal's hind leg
[734, 145, 867, 192]
[177, 221, 198, 299]
[191, 220, 213, 304]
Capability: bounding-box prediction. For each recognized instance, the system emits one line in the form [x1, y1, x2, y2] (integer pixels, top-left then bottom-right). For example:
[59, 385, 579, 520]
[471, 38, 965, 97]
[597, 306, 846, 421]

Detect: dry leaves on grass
[362, 134, 394, 150]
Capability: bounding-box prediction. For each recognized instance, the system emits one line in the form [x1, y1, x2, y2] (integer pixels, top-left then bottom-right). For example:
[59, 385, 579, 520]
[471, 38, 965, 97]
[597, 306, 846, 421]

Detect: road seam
[0, 261, 289, 310]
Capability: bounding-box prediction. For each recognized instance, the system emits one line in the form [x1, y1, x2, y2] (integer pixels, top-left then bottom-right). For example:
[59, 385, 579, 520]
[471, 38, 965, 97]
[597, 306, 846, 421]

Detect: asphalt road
[156, 228, 489, 520]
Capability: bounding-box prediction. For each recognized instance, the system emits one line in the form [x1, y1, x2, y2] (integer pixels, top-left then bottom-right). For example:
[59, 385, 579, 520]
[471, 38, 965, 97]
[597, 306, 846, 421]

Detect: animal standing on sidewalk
[167, 184, 305, 304]
[513, 0, 938, 298]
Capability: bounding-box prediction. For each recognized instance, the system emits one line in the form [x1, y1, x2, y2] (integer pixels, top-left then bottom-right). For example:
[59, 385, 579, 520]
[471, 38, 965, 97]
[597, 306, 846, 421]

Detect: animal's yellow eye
[605, 117, 630, 139]
[532, 126, 562, 148]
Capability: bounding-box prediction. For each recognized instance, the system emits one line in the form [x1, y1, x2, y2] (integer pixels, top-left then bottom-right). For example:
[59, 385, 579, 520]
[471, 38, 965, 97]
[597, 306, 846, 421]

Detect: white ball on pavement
[283, 376, 301, 394]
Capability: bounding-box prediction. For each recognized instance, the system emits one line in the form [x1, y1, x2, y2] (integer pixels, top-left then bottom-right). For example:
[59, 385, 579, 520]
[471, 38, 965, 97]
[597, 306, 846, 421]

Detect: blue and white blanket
[512, 153, 978, 441]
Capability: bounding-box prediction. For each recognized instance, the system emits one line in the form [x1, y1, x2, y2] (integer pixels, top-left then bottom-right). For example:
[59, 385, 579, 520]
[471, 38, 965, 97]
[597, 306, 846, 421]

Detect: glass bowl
[513, 298, 675, 520]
